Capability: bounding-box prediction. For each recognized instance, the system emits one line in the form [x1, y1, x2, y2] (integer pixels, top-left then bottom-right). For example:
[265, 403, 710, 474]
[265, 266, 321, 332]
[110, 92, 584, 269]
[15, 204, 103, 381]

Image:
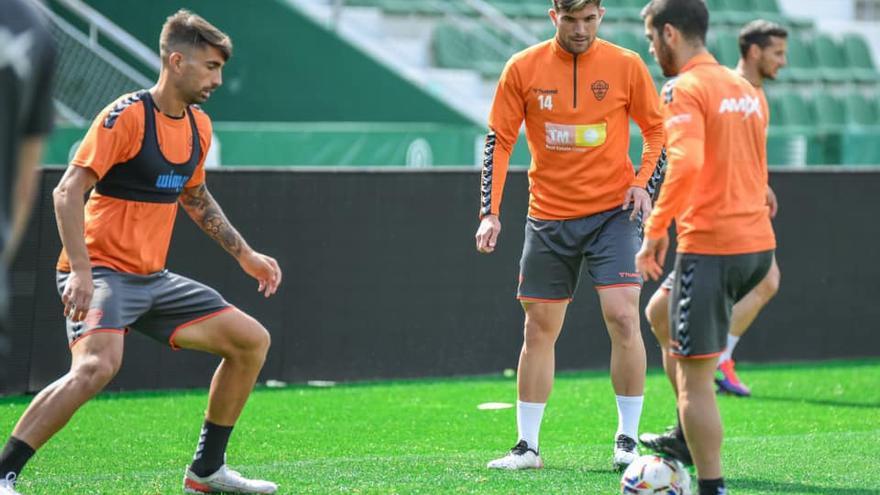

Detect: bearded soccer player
[475, 0, 666, 471]
[639, 18, 788, 467]
[636, 1, 776, 493]
[0, 10, 281, 495]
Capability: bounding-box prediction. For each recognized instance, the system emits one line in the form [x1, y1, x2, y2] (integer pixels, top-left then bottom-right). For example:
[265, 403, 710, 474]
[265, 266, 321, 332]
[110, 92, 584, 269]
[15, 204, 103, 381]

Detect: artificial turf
[1, 359, 878, 494]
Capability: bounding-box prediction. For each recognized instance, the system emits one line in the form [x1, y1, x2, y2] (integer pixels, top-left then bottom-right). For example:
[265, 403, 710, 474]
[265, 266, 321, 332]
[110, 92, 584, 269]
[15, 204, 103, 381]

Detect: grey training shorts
[57, 267, 231, 349]
[668, 250, 774, 359]
[517, 207, 643, 302]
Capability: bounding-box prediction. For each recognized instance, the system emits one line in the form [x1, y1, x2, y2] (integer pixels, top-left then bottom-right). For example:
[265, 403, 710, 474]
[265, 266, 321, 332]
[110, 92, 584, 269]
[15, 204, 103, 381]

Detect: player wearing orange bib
[0, 11, 280, 494]
[474, 0, 666, 471]
[636, 1, 776, 493]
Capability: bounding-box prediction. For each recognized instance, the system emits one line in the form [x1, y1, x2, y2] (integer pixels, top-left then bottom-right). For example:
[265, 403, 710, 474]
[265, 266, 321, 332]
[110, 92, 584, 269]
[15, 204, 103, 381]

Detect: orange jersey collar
[551, 36, 602, 61]
[679, 51, 718, 73]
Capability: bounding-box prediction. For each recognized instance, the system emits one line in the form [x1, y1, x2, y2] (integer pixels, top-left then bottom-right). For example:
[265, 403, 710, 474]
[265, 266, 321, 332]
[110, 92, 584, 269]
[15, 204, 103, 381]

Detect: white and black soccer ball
[620, 455, 692, 494]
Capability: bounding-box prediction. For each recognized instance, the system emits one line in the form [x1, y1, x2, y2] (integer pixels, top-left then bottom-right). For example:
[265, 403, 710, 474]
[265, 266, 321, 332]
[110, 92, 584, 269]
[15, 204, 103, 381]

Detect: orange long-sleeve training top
[644, 53, 776, 255]
[480, 37, 666, 220]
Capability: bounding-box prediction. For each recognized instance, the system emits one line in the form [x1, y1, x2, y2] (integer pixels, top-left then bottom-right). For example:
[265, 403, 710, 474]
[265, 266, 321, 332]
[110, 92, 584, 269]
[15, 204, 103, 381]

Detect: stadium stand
[42, 0, 880, 167]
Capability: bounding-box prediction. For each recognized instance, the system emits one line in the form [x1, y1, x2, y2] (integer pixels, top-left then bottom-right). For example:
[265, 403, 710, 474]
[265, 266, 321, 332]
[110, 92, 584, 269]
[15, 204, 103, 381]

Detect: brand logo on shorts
[619, 272, 639, 278]
[591, 80, 609, 101]
[85, 309, 104, 328]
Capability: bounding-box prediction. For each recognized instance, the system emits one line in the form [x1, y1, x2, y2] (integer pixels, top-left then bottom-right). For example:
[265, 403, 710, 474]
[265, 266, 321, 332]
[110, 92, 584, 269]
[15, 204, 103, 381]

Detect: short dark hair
[551, 0, 602, 12]
[159, 9, 232, 64]
[738, 19, 788, 57]
[641, 0, 709, 44]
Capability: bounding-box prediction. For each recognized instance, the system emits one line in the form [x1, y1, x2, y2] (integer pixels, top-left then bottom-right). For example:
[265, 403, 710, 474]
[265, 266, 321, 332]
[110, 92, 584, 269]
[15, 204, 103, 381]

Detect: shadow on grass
[732, 477, 880, 494]
[750, 394, 880, 410]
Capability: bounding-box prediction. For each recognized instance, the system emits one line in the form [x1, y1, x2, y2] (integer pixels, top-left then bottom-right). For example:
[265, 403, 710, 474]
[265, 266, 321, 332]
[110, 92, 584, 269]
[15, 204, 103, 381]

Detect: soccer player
[0, 10, 281, 495]
[475, 0, 666, 471]
[636, 1, 776, 494]
[0, 0, 56, 393]
[639, 18, 788, 466]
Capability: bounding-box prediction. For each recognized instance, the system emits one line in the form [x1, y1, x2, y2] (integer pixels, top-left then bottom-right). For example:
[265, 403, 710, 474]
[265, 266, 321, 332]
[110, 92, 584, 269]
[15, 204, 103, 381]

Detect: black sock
[190, 420, 233, 477]
[0, 436, 36, 483]
[698, 477, 727, 495]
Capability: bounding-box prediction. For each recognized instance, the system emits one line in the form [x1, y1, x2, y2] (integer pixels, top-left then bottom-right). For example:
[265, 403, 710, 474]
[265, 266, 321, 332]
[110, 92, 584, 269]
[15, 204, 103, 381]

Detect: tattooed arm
[179, 184, 283, 297]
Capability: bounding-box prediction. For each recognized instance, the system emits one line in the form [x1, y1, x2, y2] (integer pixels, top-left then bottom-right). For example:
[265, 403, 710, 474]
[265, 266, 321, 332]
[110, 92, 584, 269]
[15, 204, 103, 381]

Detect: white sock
[516, 400, 545, 451]
[615, 395, 644, 440]
[719, 334, 740, 363]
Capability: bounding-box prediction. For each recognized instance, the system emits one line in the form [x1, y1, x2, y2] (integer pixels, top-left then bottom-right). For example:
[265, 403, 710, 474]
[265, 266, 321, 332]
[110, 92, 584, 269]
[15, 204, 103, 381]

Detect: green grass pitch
[1, 359, 878, 494]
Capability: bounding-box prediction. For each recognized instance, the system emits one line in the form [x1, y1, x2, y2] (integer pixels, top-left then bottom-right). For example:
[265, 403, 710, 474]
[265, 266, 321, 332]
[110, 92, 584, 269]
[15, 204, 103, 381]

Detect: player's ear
[168, 51, 185, 73]
[662, 23, 675, 45]
[748, 43, 762, 62]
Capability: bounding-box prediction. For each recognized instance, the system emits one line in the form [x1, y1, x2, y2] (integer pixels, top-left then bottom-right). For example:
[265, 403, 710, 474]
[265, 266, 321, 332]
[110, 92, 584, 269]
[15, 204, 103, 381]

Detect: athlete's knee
[226, 313, 271, 362]
[70, 354, 120, 392]
[645, 290, 669, 329]
[522, 311, 562, 349]
[755, 263, 781, 302]
[605, 308, 640, 342]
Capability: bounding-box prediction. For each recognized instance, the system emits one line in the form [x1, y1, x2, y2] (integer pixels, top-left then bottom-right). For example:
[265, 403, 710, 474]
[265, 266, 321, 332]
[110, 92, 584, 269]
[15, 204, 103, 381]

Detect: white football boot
[613, 434, 640, 471]
[0, 473, 22, 495]
[487, 440, 544, 470]
[183, 465, 277, 494]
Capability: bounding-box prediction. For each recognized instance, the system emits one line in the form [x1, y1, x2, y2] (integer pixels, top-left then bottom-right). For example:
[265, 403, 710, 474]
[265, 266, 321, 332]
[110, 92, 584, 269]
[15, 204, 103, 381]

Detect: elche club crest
[591, 80, 609, 101]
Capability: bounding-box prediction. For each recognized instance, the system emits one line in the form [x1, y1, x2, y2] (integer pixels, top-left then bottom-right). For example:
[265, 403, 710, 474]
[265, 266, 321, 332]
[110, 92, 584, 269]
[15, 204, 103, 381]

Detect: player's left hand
[766, 186, 778, 219]
[622, 187, 652, 222]
[239, 250, 282, 298]
[635, 235, 669, 281]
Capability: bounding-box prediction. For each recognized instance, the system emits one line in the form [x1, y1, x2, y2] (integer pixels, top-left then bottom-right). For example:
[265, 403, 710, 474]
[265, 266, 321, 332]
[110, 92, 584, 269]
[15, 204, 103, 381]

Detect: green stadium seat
[811, 34, 851, 82]
[714, 0, 755, 25]
[487, 0, 524, 18]
[519, 0, 552, 19]
[608, 29, 663, 79]
[711, 30, 741, 68]
[844, 92, 880, 128]
[810, 90, 847, 133]
[777, 33, 817, 82]
[431, 24, 469, 69]
[842, 33, 880, 83]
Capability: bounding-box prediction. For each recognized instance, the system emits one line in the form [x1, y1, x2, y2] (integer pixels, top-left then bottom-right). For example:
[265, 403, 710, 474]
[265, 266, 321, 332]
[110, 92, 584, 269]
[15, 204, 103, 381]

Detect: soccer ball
[620, 455, 692, 494]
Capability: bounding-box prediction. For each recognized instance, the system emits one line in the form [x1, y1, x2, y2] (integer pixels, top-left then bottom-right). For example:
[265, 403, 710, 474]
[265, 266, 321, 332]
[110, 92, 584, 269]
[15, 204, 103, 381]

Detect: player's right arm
[475, 59, 526, 254]
[53, 166, 98, 322]
[53, 96, 142, 321]
[638, 82, 705, 280]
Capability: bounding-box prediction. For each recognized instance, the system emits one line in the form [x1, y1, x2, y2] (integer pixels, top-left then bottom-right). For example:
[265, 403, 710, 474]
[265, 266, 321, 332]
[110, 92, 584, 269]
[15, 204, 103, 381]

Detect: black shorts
[668, 250, 774, 359]
[517, 207, 643, 302]
[57, 267, 232, 349]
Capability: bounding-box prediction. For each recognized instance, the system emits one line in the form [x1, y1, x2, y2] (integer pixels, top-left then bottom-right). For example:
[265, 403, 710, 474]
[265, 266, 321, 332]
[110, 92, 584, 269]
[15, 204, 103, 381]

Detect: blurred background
[37, 0, 880, 168]
[4, 0, 879, 395]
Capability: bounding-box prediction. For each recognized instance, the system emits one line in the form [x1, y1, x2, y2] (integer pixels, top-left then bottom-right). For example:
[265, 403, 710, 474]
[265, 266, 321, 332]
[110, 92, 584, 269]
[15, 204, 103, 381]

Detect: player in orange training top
[475, 0, 666, 472]
[636, 1, 776, 493]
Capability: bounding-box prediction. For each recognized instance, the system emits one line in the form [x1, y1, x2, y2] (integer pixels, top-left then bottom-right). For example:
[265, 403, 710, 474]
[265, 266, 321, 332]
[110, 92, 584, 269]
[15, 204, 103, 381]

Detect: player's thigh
[132, 271, 234, 350]
[56, 268, 149, 347]
[521, 300, 569, 340]
[597, 285, 640, 331]
[171, 307, 269, 357]
[584, 208, 642, 289]
[729, 250, 775, 302]
[668, 254, 730, 359]
[517, 217, 582, 302]
[69, 332, 125, 379]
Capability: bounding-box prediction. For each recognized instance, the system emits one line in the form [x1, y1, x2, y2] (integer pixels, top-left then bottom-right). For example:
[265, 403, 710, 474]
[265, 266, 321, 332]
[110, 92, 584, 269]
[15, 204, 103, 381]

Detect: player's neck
[149, 80, 188, 118]
[676, 45, 709, 73]
[736, 60, 763, 88]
